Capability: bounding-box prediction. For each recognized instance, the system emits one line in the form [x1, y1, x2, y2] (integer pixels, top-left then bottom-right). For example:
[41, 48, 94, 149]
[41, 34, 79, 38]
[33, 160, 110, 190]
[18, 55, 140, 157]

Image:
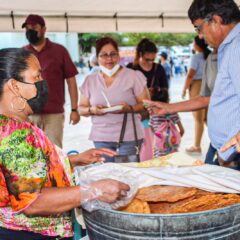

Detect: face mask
[99, 64, 120, 77]
[26, 29, 40, 45]
[21, 80, 48, 113]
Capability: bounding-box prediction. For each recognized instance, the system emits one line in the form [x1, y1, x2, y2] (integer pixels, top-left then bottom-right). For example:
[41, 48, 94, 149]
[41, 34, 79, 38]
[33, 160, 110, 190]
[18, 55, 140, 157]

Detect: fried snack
[149, 189, 216, 214]
[171, 194, 240, 213]
[119, 198, 150, 214]
[149, 196, 196, 214]
[136, 185, 197, 203]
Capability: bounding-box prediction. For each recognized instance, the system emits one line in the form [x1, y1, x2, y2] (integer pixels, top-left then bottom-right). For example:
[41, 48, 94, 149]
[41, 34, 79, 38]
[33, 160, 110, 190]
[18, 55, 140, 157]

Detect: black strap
[117, 108, 140, 156]
[150, 63, 158, 88]
[118, 112, 128, 146]
[130, 108, 140, 155]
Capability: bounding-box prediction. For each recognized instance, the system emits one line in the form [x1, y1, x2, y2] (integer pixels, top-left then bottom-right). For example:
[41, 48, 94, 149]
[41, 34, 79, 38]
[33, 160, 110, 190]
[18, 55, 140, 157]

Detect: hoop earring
[11, 96, 26, 112]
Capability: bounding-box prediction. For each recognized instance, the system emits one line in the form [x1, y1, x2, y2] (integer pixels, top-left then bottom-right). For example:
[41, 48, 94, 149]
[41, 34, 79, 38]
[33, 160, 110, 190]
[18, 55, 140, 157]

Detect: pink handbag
[153, 119, 181, 155]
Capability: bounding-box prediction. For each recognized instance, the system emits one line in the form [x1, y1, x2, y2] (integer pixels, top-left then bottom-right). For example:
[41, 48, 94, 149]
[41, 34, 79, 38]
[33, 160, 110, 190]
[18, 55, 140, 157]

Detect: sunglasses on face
[99, 52, 119, 60]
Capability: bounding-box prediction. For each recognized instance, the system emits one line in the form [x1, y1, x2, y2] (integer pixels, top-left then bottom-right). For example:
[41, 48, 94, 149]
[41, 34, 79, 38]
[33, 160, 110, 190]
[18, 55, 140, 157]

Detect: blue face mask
[21, 80, 48, 113]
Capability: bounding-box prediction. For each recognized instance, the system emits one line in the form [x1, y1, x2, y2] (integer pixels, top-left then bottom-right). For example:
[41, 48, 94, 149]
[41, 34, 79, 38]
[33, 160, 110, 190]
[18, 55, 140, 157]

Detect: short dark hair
[160, 52, 168, 60]
[188, 0, 240, 24]
[151, 88, 169, 103]
[0, 48, 32, 98]
[96, 37, 119, 57]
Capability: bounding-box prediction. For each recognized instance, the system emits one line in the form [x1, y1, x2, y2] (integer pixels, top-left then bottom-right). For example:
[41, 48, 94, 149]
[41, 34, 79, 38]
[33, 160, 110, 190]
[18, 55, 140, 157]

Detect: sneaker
[185, 146, 202, 154]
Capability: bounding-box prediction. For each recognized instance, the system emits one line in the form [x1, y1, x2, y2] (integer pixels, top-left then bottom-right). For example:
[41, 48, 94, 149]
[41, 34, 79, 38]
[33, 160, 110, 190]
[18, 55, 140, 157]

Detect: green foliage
[78, 32, 196, 53]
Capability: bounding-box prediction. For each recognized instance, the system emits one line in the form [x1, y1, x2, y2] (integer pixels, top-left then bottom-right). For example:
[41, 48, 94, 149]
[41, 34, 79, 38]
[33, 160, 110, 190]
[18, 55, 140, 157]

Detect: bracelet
[71, 108, 78, 112]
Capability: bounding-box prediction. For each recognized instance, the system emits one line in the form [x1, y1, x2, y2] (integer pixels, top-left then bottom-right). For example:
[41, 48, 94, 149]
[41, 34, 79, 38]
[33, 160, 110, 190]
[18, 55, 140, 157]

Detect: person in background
[143, 48, 218, 164]
[127, 38, 168, 161]
[22, 14, 80, 148]
[78, 56, 85, 74]
[79, 37, 149, 162]
[0, 48, 129, 240]
[88, 54, 99, 74]
[160, 52, 171, 86]
[149, 88, 184, 157]
[182, 36, 211, 154]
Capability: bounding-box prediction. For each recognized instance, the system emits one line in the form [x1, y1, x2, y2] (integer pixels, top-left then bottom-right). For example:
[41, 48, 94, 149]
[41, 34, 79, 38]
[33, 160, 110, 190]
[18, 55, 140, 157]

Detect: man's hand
[70, 111, 80, 125]
[220, 131, 240, 153]
[69, 148, 116, 167]
[143, 100, 169, 116]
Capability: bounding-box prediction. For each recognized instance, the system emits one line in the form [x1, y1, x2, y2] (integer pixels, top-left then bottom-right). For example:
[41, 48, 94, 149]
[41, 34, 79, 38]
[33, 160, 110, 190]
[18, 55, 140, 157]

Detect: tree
[78, 32, 196, 53]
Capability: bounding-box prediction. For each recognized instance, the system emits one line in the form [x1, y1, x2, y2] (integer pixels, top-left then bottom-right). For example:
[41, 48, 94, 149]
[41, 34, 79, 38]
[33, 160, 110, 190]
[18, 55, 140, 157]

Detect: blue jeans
[94, 140, 143, 162]
[205, 143, 218, 165]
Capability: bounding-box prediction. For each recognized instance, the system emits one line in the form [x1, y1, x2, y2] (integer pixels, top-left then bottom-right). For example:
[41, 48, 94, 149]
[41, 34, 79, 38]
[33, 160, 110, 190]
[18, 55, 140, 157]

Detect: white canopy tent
[2, 0, 238, 33]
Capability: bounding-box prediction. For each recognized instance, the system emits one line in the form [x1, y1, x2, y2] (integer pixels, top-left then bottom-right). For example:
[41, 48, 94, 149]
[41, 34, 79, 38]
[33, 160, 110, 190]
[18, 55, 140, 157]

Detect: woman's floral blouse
[0, 115, 74, 237]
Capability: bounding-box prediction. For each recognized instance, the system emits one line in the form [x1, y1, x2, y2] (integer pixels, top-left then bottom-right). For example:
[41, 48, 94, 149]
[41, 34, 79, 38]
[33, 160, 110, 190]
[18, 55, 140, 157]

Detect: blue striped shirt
[208, 23, 240, 161]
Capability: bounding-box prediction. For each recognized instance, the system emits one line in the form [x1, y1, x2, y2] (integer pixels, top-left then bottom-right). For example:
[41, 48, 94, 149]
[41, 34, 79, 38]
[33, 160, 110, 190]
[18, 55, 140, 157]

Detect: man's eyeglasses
[194, 18, 210, 34]
[99, 52, 119, 60]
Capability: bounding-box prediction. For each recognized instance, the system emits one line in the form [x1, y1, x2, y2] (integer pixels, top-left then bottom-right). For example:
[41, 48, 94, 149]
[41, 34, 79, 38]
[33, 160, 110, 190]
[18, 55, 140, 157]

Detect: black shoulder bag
[114, 110, 140, 163]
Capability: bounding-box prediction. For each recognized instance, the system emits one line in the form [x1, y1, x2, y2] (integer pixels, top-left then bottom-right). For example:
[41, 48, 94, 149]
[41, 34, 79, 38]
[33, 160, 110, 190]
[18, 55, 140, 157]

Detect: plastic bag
[75, 163, 139, 212]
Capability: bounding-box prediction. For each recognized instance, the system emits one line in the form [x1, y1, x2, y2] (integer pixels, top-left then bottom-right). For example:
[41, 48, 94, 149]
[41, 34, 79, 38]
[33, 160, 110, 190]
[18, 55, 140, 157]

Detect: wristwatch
[71, 108, 78, 112]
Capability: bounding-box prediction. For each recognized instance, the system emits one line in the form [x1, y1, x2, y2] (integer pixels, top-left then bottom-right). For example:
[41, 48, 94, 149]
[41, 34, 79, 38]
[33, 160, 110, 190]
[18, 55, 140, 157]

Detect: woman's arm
[23, 186, 80, 216]
[23, 179, 129, 216]
[182, 68, 196, 98]
[78, 95, 105, 116]
[68, 148, 116, 167]
[133, 86, 150, 112]
[113, 86, 150, 114]
[78, 95, 92, 117]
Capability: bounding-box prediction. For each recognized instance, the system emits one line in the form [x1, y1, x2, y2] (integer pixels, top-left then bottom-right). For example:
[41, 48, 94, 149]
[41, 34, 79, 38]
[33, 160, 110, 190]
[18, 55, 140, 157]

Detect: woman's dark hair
[188, 0, 240, 24]
[133, 38, 157, 65]
[96, 37, 119, 57]
[151, 88, 169, 103]
[194, 35, 211, 60]
[0, 48, 33, 98]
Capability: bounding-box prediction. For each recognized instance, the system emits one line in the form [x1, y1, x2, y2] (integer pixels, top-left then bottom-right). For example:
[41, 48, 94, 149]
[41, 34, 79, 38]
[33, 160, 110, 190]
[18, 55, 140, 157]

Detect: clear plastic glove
[80, 179, 130, 204]
[76, 166, 138, 212]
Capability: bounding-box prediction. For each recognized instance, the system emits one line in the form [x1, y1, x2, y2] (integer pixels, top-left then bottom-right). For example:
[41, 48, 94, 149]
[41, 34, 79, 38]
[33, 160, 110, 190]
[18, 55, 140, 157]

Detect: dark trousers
[0, 227, 72, 240]
[205, 143, 218, 165]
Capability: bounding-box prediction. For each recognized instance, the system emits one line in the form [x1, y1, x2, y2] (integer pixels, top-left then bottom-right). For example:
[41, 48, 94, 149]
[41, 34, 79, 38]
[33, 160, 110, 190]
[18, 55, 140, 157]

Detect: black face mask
[21, 80, 48, 113]
[26, 29, 40, 45]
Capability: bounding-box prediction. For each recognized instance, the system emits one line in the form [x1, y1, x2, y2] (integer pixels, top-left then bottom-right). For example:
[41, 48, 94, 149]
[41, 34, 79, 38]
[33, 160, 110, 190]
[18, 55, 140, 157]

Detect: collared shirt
[25, 39, 78, 114]
[208, 23, 240, 160]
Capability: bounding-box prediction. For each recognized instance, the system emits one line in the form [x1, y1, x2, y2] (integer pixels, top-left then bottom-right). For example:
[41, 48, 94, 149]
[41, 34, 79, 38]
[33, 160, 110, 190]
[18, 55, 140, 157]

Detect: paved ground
[63, 69, 210, 161]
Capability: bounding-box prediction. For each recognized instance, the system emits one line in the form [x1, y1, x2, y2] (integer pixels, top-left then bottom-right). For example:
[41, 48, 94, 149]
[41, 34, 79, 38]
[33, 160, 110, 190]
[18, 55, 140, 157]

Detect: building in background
[0, 32, 79, 63]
